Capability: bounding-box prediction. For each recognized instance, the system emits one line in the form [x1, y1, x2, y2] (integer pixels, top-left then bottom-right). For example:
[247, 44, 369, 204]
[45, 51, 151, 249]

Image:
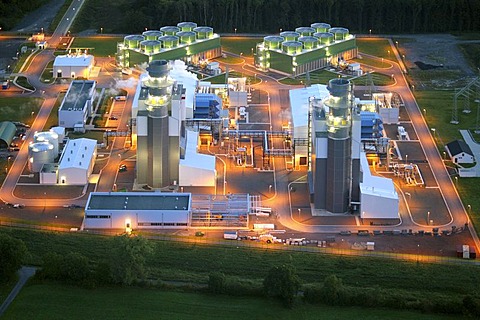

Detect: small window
[299, 157, 307, 166]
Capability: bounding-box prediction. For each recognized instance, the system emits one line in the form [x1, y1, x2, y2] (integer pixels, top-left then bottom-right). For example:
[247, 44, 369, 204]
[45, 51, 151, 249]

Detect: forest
[0, 0, 50, 30]
[71, 0, 480, 34]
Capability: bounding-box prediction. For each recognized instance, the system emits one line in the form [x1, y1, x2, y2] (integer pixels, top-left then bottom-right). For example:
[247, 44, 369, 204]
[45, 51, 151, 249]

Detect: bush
[0, 233, 27, 282]
[463, 295, 480, 317]
[263, 264, 301, 308]
[208, 272, 226, 294]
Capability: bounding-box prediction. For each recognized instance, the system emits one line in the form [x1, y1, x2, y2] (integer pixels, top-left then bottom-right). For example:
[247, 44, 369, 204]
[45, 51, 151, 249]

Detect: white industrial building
[53, 54, 95, 79]
[179, 130, 216, 186]
[58, 80, 95, 129]
[84, 192, 191, 229]
[359, 152, 399, 220]
[445, 140, 475, 164]
[58, 138, 97, 185]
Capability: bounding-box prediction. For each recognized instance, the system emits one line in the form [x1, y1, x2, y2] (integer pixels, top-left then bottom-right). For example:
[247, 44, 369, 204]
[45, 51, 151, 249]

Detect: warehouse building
[84, 192, 191, 230]
[58, 138, 97, 185]
[58, 80, 95, 129]
[53, 54, 95, 79]
[255, 23, 357, 76]
[116, 22, 221, 68]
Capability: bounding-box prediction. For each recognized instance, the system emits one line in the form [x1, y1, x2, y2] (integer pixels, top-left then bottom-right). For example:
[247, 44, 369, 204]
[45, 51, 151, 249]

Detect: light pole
[443, 151, 446, 160]
[405, 154, 408, 164]
[431, 128, 436, 140]
[369, 29, 372, 37]
[297, 208, 301, 220]
[427, 211, 430, 225]
[423, 108, 426, 116]
[234, 28, 237, 35]
[100, 27, 103, 34]
[269, 184, 272, 193]
[381, 58, 384, 67]
[455, 176, 458, 187]
[405, 192, 411, 204]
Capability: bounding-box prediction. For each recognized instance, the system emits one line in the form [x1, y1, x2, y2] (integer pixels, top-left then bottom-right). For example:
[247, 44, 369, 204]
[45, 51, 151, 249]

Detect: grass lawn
[457, 178, 480, 230]
[356, 38, 392, 59]
[221, 37, 261, 57]
[458, 43, 480, 71]
[70, 36, 123, 57]
[353, 55, 393, 69]
[40, 60, 55, 83]
[0, 97, 43, 124]
[68, 130, 104, 142]
[0, 276, 17, 305]
[205, 71, 260, 85]
[42, 93, 63, 130]
[15, 76, 34, 91]
[4, 283, 458, 320]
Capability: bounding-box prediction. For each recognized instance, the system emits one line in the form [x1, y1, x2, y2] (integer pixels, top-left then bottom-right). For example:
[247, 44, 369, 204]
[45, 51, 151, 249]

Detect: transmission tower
[452, 77, 480, 124]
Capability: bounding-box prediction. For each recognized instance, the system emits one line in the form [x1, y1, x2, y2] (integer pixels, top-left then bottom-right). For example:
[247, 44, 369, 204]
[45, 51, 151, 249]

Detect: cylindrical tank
[176, 31, 196, 44]
[264, 36, 284, 50]
[282, 41, 303, 54]
[142, 30, 163, 40]
[140, 40, 162, 54]
[160, 26, 180, 36]
[50, 127, 65, 141]
[159, 35, 179, 48]
[177, 22, 197, 32]
[329, 27, 350, 41]
[311, 23, 331, 33]
[295, 27, 316, 37]
[124, 35, 145, 49]
[298, 36, 319, 50]
[194, 26, 214, 39]
[314, 32, 335, 45]
[34, 131, 59, 155]
[280, 31, 300, 41]
[28, 142, 55, 173]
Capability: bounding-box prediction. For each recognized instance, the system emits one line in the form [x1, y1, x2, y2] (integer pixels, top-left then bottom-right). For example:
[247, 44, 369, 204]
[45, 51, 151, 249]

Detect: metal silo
[194, 26, 214, 39]
[140, 40, 162, 54]
[177, 22, 197, 32]
[280, 31, 300, 41]
[295, 27, 316, 37]
[160, 26, 180, 36]
[314, 32, 334, 45]
[329, 27, 350, 41]
[159, 35, 179, 48]
[28, 142, 55, 173]
[176, 31, 196, 44]
[282, 41, 303, 54]
[124, 35, 145, 49]
[34, 131, 59, 155]
[298, 36, 319, 49]
[142, 30, 163, 40]
[264, 36, 284, 50]
[311, 23, 331, 33]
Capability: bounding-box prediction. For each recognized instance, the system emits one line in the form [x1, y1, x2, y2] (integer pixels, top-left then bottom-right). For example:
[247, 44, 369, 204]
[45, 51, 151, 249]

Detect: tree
[110, 235, 153, 285]
[263, 264, 301, 307]
[208, 271, 226, 294]
[321, 274, 345, 305]
[0, 233, 27, 282]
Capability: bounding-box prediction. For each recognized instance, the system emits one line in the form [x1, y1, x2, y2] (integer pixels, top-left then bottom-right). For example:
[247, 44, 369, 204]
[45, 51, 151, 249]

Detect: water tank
[295, 27, 316, 37]
[124, 35, 145, 49]
[311, 23, 331, 33]
[264, 36, 284, 50]
[282, 41, 303, 54]
[329, 27, 350, 41]
[194, 26, 214, 39]
[34, 131, 59, 155]
[280, 31, 300, 41]
[142, 30, 163, 40]
[177, 22, 197, 32]
[28, 142, 55, 173]
[176, 31, 196, 44]
[50, 127, 65, 141]
[160, 26, 180, 36]
[298, 36, 319, 50]
[140, 40, 162, 54]
[314, 32, 334, 45]
[159, 35, 179, 49]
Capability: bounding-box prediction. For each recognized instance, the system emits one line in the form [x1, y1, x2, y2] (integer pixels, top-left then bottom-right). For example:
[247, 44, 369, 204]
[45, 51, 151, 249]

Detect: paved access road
[0, 266, 37, 317]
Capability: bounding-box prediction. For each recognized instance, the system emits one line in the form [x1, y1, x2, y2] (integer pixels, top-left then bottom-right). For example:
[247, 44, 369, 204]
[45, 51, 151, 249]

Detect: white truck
[223, 231, 238, 240]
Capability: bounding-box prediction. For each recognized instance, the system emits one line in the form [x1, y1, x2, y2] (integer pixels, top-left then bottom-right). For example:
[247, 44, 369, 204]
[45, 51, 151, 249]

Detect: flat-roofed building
[53, 54, 95, 79]
[58, 80, 95, 129]
[84, 192, 191, 229]
[58, 138, 97, 185]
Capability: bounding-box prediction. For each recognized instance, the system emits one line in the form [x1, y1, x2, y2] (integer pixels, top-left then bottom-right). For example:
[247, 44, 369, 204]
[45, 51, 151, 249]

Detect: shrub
[208, 272, 226, 294]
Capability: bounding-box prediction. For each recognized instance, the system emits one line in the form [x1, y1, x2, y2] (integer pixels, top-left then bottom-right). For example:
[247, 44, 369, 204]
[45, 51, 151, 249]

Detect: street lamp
[427, 211, 430, 225]
[369, 29, 372, 36]
[455, 176, 458, 186]
[269, 184, 272, 193]
[381, 58, 384, 67]
[405, 192, 411, 204]
[431, 128, 436, 139]
[297, 208, 301, 219]
[443, 151, 446, 159]
[423, 108, 426, 116]
[234, 28, 237, 34]
[100, 27, 103, 34]
[405, 154, 408, 164]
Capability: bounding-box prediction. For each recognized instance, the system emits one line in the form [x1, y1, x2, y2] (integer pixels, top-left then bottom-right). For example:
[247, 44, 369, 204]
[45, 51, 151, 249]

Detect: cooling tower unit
[298, 36, 319, 50]
[124, 35, 145, 49]
[280, 31, 300, 41]
[295, 27, 316, 37]
[159, 35, 179, 49]
[160, 26, 181, 36]
[314, 32, 334, 45]
[329, 27, 350, 41]
[264, 36, 284, 50]
[28, 142, 55, 173]
[140, 40, 162, 54]
[176, 31, 196, 44]
[177, 22, 197, 32]
[311, 23, 331, 33]
[193, 26, 214, 39]
[142, 30, 163, 40]
[282, 41, 303, 54]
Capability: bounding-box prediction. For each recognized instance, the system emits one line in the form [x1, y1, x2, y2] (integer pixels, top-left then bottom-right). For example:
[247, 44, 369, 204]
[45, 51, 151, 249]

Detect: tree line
[71, 0, 480, 34]
[0, 0, 50, 30]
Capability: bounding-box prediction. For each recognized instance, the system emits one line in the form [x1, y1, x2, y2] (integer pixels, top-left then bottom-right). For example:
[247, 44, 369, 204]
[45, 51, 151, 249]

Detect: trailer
[223, 231, 238, 240]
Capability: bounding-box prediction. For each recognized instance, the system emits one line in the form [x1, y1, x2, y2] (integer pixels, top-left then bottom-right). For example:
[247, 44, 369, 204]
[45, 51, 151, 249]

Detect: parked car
[12, 204, 25, 208]
[118, 164, 127, 172]
[109, 116, 118, 120]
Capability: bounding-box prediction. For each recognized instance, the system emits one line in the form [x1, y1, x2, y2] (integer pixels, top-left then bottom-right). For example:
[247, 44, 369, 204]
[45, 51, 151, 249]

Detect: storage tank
[194, 26, 214, 39]
[159, 35, 179, 48]
[177, 22, 197, 32]
[140, 40, 162, 54]
[124, 35, 145, 49]
[142, 30, 163, 40]
[160, 26, 180, 36]
[329, 27, 350, 41]
[50, 127, 65, 142]
[311, 23, 331, 33]
[314, 32, 334, 45]
[295, 27, 315, 37]
[282, 41, 303, 54]
[176, 31, 196, 44]
[298, 36, 319, 50]
[28, 142, 55, 173]
[34, 131, 59, 155]
[264, 36, 284, 50]
[280, 31, 300, 41]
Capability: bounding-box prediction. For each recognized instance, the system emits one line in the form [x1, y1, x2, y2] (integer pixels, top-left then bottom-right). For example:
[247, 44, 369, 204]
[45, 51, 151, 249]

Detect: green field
[356, 38, 393, 59]
[3, 283, 458, 320]
[221, 37, 261, 57]
[70, 36, 123, 57]
[15, 76, 34, 91]
[458, 43, 480, 70]
[206, 71, 261, 85]
[0, 97, 43, 124]
[42, 93, 63, 130]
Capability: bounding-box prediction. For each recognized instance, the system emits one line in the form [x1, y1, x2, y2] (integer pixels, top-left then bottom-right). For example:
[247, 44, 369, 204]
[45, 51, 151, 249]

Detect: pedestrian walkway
[459, 130, 480, 177]
[0, 266, 37, 317]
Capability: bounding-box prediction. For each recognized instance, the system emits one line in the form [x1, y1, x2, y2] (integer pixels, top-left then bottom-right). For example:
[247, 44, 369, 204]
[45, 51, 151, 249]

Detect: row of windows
[138, 222, 188, 226]
[86, 215, 111, 219]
